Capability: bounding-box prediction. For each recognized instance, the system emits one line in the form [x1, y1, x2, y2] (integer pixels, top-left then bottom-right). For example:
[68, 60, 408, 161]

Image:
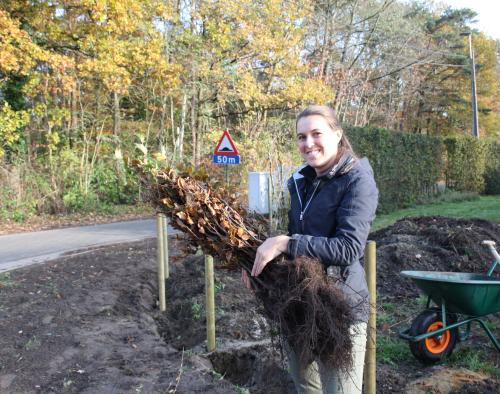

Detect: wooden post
[160, 214, 169, 278]
[156, 214, 166, 312]
[205, 254, 216, 352]
[364, 241, 376, 394]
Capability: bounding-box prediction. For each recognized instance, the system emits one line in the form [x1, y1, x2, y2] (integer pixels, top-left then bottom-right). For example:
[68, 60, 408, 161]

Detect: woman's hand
[251, 235, 290, 277]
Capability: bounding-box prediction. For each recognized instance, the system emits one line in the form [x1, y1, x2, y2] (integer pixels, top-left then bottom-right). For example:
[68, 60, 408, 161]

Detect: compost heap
[372, 216, 500, 297]
[137, 164, 356, 371]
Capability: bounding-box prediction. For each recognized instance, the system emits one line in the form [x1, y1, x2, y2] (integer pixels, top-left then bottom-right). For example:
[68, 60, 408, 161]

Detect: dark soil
[373, 216, 500, 297]
[0, 236, 292, 394]
[0, 216, 498, 393]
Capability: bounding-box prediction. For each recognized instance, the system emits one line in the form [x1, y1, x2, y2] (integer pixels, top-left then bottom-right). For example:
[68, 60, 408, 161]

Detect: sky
[440, 0, 500, 40]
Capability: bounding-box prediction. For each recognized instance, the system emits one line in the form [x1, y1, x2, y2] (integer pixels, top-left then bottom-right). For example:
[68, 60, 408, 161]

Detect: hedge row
[346, 126, 500, 212]
[483, 140, 500, 195]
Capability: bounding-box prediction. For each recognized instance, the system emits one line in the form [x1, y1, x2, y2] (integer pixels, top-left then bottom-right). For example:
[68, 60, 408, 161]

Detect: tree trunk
[191, 89, 198, 167]
[70, 90, 78, 128]
[112, 91, 120, 135]
[179, 93, 187, 158]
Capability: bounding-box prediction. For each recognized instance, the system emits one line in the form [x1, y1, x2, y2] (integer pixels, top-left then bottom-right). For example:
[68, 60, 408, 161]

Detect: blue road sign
[213, 154, 240, 165]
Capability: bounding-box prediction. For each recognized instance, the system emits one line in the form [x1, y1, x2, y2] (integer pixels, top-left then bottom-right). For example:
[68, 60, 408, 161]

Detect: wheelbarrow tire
[409, 308, 458, 364]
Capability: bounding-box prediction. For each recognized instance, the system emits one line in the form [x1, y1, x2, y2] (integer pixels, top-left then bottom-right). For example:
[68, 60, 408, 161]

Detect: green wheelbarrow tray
[400, 271, 500, 316]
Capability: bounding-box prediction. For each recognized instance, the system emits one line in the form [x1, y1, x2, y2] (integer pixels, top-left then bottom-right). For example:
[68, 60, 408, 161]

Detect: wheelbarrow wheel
[409, 309, 458, 364]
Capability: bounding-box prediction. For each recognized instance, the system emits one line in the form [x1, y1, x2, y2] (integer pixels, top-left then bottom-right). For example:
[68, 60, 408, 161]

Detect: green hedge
[347, 127, 443, 212]
[443, 137, 488, 193]
[484, 140, 500, 195]
[346, 126, 499, 212]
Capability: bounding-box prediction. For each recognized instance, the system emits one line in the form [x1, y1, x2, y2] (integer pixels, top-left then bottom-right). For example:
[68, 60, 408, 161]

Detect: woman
[243, 105, 378, 393]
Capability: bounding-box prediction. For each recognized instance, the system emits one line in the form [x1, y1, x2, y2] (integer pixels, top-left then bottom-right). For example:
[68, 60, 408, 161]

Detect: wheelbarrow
[399, 240, 500, 364]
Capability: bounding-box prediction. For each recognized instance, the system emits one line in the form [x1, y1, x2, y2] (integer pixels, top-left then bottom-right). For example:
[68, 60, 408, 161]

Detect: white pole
[161, 214, 169, 278]
[156, 214, 166, 312]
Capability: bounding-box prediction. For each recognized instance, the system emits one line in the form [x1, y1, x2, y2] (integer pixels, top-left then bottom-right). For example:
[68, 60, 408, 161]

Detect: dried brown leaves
[138, 165, 266, 270]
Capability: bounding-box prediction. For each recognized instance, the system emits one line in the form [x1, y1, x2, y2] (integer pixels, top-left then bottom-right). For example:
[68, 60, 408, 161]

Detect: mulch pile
[371, 216, 500, 297]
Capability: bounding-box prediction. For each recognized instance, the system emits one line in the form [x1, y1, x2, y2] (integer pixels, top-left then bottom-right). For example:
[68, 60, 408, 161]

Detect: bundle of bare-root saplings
[137, 164, 356, 372]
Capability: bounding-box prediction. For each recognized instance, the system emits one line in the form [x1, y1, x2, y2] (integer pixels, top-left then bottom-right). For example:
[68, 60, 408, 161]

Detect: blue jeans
[286, 322, 367, 394]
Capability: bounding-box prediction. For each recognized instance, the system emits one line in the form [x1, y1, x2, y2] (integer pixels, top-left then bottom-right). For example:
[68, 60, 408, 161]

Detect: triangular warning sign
[214, 130, 239, 155]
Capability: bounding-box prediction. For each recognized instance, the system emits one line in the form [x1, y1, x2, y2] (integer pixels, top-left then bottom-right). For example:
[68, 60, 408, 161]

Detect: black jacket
[286, 154, 379, 322]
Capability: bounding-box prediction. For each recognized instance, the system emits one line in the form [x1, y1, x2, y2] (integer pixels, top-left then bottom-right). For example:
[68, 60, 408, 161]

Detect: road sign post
[213, 130, 240, 166]
[213, 130, 240, 186]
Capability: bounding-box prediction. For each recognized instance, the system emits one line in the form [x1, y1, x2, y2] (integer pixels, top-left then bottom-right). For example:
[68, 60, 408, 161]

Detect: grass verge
[377, 336, 413, 365]
[0, 272, 15, 288]
[0, 203, 154, 235]
[372, 195, 500, 232]
[446, 347, 500, 378]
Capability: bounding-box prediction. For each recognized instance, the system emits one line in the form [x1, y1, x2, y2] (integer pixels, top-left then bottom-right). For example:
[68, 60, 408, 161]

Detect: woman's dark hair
[296, 105, 356, 158]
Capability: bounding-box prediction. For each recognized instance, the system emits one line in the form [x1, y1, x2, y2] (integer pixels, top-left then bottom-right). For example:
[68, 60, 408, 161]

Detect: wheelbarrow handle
[482, 240, 500, 275]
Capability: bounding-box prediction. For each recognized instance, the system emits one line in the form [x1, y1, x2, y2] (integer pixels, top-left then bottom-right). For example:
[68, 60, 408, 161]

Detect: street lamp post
[461, 32, 479, 138]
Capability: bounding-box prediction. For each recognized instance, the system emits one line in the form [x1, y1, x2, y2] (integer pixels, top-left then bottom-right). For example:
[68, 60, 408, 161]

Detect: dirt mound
[405, 367, 497, 393]
[371, 216, 500, 296]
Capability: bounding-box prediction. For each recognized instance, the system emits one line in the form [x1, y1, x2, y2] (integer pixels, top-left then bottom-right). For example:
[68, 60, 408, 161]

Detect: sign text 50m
[213, 154, 240, 165]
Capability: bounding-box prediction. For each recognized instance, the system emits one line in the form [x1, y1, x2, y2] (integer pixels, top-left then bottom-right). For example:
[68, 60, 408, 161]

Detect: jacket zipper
[294, 177, 321, 232]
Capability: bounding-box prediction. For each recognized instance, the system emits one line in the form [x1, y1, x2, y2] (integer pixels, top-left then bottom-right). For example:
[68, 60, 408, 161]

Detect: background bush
[443, 137, 488, 193]
[347, 127, 444, 212]
[1, 123, 498, 221]
[484, 140, 500, 195]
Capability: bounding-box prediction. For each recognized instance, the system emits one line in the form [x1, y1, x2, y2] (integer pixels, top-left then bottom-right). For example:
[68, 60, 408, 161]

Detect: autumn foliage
[0, 1, 498, 221]
[143, 164, 262, 269]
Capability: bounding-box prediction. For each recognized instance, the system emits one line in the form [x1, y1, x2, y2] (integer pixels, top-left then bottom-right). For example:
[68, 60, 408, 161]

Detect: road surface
[0, 219, 178, 273]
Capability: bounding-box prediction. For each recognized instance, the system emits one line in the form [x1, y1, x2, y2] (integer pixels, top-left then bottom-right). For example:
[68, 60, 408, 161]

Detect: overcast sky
[439, 0, 500, 40]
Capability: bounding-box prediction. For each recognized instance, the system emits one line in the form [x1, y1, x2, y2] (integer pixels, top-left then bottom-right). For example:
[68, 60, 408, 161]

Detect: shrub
[443, 137, 488, 193]
[484, 140, 500, 195]
[346, 126, 499, 212]
[347, 127, 443, 212]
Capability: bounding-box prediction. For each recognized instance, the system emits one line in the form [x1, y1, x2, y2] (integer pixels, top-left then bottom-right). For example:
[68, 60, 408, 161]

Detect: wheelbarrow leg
[476, 319, 500, 351]
[426, 296, 431, 309]
[441, 301, 447, 326]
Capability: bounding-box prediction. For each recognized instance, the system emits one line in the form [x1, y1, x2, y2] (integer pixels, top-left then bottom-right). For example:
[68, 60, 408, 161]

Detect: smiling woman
[246, 105, 379, 393]
[296, 107, 356, 176]
[296, 115, 342, 175]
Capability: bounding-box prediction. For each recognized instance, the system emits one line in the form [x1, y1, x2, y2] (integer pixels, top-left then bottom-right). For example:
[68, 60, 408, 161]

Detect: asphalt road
[0, 219, 179, 273]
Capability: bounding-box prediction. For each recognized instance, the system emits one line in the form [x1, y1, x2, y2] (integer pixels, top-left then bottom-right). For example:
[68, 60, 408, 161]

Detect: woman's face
[296, 115, 342, 175]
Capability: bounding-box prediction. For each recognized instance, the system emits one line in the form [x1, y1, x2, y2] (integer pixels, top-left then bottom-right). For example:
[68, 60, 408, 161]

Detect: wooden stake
[157, 214, 166, 312]
[160, 214, 169, 278]
[364, 241, 376, 394]
[205, 254, 216, 352]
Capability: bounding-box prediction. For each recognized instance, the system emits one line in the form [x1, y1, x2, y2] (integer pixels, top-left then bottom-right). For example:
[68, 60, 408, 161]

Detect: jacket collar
[298, 152, 357, 181]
